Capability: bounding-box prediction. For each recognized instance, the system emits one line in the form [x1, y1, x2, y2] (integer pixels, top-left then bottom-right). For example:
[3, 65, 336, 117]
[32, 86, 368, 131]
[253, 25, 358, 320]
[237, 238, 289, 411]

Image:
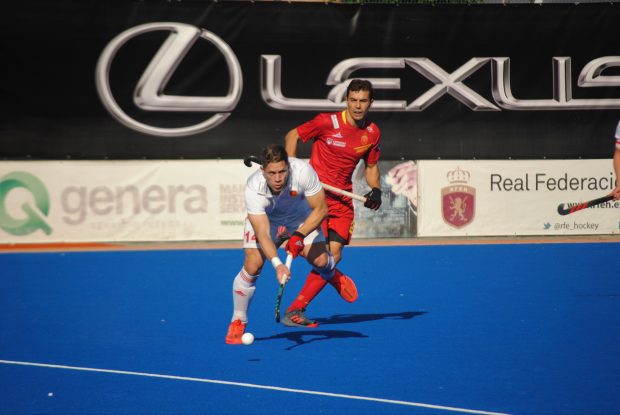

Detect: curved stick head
[243, 155, 262, 167]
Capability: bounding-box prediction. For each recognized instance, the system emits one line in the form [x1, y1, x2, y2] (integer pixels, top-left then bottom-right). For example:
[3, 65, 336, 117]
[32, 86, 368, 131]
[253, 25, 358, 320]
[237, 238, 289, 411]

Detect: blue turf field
[1, 242, 619, 415]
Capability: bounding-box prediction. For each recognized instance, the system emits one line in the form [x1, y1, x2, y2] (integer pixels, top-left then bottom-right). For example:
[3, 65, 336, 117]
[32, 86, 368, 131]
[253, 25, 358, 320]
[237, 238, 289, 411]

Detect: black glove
[363, 188, 382, 210]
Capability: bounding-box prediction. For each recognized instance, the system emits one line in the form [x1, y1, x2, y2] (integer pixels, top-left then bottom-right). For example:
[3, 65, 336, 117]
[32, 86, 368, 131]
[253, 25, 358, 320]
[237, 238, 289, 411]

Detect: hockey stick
[557, 194, 614, 215]
[275, 253, 293, 323]
[243, 155, 262, 167]
[242, 155, 367, 202]
[321, 183, 367, 203]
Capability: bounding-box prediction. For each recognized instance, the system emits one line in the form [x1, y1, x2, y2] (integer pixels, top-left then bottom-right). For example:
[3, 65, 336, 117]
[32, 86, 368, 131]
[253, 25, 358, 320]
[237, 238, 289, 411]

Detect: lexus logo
[97, 22, 620, 137]
[95, 22, 243, 137]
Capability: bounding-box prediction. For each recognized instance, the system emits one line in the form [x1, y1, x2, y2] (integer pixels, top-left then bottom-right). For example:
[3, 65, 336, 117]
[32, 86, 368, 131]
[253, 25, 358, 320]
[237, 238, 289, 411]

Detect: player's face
[346, 89, 372, 124]
[262, 161, 289, 194]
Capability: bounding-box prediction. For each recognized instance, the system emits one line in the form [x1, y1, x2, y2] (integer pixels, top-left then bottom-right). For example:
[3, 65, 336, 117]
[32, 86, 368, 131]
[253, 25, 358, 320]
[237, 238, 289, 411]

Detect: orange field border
[1, 235, 618, 254]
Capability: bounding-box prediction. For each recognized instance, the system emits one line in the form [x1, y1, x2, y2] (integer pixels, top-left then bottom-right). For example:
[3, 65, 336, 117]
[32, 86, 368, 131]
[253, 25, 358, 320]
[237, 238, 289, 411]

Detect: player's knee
[310, 251, 336, 281]
[312, 251, 335, 270]
[311, 252, 329, 269]
[328, 242, 344, 264]
[331, 249, 342, 264]
[243, 251, 264, 276]
[244, 264, 263, 276]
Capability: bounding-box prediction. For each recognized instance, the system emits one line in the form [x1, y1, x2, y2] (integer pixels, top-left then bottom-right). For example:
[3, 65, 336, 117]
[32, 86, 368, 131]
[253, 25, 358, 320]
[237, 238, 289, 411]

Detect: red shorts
[321, 193, 354, 245]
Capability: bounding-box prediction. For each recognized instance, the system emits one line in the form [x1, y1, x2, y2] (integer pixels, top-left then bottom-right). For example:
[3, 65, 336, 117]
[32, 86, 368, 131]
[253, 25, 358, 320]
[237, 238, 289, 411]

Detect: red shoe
[225, 319, 247, 344]
[329, 270, 358, 303]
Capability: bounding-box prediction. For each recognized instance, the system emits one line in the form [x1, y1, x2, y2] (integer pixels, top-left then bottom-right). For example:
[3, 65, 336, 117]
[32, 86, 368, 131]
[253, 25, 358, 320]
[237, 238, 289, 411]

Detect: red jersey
[296, 110, 381, 192]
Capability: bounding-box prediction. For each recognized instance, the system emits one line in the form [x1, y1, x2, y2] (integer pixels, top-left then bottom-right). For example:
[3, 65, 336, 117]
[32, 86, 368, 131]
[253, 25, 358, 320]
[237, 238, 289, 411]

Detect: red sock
[287, 271, 327, 311]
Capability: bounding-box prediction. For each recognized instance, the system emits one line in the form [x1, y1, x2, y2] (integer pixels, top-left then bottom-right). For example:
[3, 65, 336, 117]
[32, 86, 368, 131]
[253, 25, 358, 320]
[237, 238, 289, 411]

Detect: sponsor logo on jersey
[326, 138, 346, 148]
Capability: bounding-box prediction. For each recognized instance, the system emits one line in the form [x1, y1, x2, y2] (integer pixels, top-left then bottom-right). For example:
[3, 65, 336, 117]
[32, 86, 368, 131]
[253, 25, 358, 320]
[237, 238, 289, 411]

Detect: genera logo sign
[0, 172, 52, 236]
[96, 22, 620, 137]
[0, 168, 211, 238]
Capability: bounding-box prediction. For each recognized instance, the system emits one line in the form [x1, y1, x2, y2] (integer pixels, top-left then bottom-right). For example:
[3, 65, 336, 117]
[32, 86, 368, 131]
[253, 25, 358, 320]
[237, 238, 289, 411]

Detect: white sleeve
[245, 186, 269, 215]
[299, 162, 322, 197]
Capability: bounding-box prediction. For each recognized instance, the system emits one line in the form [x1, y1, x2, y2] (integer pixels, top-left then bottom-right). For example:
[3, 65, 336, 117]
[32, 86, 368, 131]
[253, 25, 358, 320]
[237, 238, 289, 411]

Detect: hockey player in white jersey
[226, 144, 353, 344]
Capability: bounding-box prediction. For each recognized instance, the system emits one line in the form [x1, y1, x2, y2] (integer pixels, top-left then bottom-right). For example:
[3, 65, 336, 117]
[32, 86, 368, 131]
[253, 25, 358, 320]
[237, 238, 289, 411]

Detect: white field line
[0, 359, 510, 415]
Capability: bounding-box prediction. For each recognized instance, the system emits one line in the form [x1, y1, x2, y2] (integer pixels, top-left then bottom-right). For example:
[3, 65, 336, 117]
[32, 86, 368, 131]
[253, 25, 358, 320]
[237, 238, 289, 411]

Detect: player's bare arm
[248, 213, 290, 283]
[365, 163, 380, 189]
[284, 128, 301, 157]
[296, 189, 328, 238]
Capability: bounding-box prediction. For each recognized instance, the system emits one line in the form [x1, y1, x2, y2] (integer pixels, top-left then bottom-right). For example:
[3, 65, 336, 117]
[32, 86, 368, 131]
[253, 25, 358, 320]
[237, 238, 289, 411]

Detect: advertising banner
[417, 160, 620, 236]
[2, 2, 620, 162]
[0, 160, 251, 243]
[0, 159, 416, 243]
[353, 160, 418, 238]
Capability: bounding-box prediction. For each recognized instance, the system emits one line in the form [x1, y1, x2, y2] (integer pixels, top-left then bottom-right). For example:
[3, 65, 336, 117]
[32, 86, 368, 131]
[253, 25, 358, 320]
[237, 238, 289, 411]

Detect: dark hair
[261, 144, 289, 168]
[346, 79, 374, 101]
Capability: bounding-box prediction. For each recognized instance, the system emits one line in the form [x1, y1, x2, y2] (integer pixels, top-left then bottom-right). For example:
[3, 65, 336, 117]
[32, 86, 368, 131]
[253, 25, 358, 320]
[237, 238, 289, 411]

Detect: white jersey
[245, 157, 322, 225]
[615, 120, 620, 149]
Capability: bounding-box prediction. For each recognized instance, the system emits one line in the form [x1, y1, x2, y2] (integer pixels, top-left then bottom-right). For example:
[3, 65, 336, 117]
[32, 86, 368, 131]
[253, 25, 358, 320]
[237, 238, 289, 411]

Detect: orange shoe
[225, 319, 247, 344]
[329, 270, 358, 303]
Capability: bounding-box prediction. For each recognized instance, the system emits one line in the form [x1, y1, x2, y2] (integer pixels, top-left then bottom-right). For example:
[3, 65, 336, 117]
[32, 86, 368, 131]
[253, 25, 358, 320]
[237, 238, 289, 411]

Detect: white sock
[231, 268, 258, 323]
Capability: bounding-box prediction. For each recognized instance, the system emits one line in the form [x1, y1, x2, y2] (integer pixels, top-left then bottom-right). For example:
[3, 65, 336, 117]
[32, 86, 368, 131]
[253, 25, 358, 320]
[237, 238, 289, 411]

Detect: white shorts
[242, 217, 325, 249]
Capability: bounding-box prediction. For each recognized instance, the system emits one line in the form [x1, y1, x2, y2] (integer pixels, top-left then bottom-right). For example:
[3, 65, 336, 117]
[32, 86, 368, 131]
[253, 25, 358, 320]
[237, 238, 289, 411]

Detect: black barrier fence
[1, 1, 619, 160]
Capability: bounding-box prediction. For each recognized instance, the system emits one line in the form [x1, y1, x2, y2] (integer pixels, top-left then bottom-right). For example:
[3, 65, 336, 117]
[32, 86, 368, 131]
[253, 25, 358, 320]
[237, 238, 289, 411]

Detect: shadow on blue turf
[254, 312, 424, 350]
[315, 311, 426, 325]
[255, 330, 368, 350]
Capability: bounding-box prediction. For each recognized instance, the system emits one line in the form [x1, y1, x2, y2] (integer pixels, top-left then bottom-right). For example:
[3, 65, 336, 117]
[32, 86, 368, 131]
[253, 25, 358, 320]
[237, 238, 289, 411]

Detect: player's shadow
[254, 312, 424, 350]
[315, 311, 426, 325]
[255, 330, 368, 351]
